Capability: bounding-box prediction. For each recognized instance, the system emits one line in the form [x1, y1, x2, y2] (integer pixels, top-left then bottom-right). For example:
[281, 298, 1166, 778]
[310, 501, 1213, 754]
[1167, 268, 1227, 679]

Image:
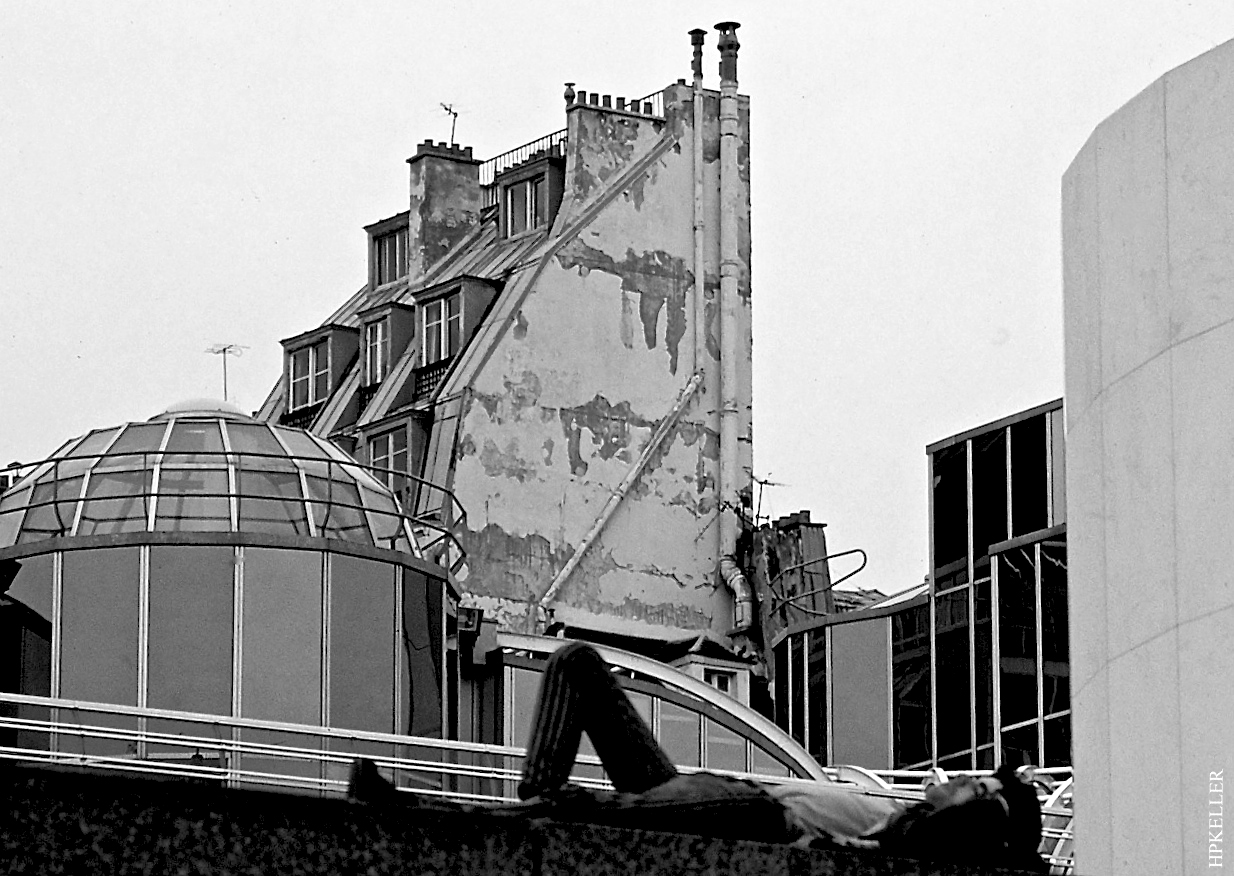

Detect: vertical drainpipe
[690, 29, 707, 378]
[715, 21, 752, 633]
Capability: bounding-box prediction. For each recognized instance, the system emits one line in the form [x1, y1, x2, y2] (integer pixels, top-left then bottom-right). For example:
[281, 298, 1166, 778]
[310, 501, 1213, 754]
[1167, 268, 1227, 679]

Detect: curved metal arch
[496, 632, 829, 782]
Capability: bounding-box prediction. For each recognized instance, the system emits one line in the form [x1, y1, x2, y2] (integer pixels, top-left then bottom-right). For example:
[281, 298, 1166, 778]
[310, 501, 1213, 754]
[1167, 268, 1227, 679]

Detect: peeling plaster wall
[450, 87, 753, 639]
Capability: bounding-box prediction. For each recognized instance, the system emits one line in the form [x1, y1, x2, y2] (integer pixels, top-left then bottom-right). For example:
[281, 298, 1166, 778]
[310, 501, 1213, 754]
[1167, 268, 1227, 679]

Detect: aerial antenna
[440, 103, 459, 146]
[751, 471, 785, 528]
[205, 343, 249, 401]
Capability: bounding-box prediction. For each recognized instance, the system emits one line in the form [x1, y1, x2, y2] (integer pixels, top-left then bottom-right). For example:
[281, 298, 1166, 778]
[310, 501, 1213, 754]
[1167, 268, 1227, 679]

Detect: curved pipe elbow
[719, 554, 754, 633]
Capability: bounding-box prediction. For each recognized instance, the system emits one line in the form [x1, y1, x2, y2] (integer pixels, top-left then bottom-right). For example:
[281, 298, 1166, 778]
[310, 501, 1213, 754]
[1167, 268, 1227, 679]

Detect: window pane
[750, 746, 791, 778]
[0, 554, 53, 750]
[1040, 543, 1069, 716]
[312, 342, 329, 402]
[973, 578, 994, 747]
[773, 640, 788, 730]
[21, 475, 83, 541]
[305, 475, 371, 543]
[657, 700, 700, 767]
[935, 588, 971, 758]
[972, 429, 1007, 561]
[506, 182, 528, 235]
[55, 427, 121, 479]
[238, 469, 308, 536]
[164, 420, 223, 465]
[155, 469, 231, 532]
[97, 423, 166, 470]
[931, 443, 968, 586]
[329, 555, 394, 732]
[789, 635, 805, 746]
[61, 548, 139, 756]
[892, 603, 931, 768]
[1050, 410, 1066, 526]
[363, 488, 405, 550]
[446, 295, 461, 357]
[226, 423, 288, 465]
[705, 718, 745, 772]
[401, 570, 442, 738]
[148, 546, 234, 716]
[806, 629, 827, 765]
[78, 470, 151, 535]
[1001, 721, 1039, 768]
[0, 487, 31, 546]
[998, 546, 1038, 727]
[1010, 415, 1048, 536]
[242, 548, 321, 724]
[424, 301, 443, 364]
[1043, 713, 1071, 767]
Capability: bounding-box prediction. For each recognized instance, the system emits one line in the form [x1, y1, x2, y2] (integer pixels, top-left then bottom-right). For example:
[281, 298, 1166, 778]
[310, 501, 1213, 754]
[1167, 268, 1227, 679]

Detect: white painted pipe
[538, 373, 705, 613]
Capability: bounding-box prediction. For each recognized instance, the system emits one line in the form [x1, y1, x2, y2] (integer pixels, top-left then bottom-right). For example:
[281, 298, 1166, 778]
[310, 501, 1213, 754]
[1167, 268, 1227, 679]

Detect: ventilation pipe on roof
[690, 28, 707, 378]
[714, 22, 750, 634]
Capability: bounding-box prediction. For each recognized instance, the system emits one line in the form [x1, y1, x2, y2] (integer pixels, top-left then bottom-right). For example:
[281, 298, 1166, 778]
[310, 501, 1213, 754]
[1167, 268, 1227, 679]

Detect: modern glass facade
[768, 399, 1069, 771]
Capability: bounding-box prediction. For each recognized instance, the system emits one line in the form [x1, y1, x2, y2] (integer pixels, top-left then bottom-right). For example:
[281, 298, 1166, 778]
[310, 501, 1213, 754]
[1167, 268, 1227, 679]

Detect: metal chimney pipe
[690, 28, 707, 378]
[713, 21, 748, 632]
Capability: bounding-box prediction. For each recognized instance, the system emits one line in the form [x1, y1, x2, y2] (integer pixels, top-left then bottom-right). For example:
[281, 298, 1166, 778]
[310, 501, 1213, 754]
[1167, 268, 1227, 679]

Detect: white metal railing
[0, 692, 1073, 872]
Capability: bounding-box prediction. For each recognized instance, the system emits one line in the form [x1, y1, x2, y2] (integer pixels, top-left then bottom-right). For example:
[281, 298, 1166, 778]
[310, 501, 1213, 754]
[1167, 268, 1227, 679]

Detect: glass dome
[0, 401, 418, 556]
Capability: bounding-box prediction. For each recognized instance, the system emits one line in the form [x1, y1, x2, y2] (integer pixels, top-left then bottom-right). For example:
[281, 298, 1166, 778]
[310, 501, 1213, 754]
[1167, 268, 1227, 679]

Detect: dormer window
[375, 227, 408, 285]
[289, 340, 328, 411]
[504, 176, 547, 237]
[364, 319, 389, 385]
[423, 293, 462, 365]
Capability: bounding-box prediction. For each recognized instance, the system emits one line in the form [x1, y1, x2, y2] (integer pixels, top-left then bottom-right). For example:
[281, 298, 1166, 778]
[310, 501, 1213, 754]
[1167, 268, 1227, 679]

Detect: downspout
[715, 22, 751, 633]
[538, 372, 705, 614]
[690, 29, 707, 378]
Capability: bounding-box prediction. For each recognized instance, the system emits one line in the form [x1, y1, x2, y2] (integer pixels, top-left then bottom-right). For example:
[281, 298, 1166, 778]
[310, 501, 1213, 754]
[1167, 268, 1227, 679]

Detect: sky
[2, 2, 1232, 595]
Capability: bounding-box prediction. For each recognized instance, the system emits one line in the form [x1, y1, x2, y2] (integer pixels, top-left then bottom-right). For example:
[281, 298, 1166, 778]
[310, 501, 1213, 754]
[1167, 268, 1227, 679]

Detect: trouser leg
[519, 641, 677, 799]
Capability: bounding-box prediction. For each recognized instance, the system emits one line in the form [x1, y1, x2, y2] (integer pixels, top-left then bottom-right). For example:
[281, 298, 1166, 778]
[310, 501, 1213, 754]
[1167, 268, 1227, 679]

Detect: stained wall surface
[445, 86, 753, 638]
[1062, 36, 1234, 876]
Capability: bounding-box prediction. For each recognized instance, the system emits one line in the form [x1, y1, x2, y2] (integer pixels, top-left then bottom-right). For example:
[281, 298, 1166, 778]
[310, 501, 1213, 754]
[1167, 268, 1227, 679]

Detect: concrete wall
[448, 85, 753, 639]
[1063, 37, 1234, 876]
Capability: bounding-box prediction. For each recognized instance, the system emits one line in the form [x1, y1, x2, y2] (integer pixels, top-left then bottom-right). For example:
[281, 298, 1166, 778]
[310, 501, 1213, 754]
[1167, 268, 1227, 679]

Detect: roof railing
[0, 449, 467, 576]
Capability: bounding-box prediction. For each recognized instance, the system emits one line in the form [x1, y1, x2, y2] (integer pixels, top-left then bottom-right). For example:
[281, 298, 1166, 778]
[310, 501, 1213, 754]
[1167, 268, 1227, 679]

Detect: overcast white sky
[2, 2, 1231, 594]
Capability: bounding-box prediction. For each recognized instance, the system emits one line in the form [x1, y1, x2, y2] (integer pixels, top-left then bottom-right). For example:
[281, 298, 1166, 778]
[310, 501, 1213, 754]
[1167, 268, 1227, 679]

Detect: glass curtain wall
[929, 404, 1069, 770]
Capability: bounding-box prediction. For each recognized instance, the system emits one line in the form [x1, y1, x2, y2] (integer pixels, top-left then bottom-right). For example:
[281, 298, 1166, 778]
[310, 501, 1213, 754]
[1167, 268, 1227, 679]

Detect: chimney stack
[405, 139, 481, 279]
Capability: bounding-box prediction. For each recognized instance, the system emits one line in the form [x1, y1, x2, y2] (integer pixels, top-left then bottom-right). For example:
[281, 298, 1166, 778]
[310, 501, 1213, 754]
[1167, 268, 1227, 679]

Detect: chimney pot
[589, 93, 599, 106]
[715, 21, 740, 83]
[564, 82, 576, 105]
[602, 94, 611, 109]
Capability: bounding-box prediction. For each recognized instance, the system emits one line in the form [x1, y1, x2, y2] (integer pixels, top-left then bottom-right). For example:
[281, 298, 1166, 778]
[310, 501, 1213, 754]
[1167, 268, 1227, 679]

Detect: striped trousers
[518, 641, 678, 800]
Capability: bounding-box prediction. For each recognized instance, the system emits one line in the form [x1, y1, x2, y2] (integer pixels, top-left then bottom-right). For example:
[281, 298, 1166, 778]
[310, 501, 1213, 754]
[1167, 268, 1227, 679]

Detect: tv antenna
[441, 103, 460, 146]
[205, 343, 249, 401]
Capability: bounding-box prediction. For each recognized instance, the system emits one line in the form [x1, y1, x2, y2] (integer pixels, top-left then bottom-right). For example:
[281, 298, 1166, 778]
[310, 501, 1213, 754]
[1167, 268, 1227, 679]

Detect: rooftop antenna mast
[205, 343, 249, 402]
[440, 103, 459, 146]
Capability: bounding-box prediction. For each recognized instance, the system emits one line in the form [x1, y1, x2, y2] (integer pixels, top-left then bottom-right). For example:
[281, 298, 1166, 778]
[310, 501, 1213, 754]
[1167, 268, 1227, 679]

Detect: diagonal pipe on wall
[537, 372, 705, 615]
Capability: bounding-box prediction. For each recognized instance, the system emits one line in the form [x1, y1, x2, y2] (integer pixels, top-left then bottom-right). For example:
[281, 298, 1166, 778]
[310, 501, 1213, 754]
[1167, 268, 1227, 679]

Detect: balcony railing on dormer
[413, 358, 454, 401]
[479, 130, 568, 209]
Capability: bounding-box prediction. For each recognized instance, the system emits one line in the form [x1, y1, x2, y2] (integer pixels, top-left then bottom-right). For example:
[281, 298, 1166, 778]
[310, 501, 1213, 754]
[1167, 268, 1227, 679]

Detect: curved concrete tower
[1063, 38, 1234, 876]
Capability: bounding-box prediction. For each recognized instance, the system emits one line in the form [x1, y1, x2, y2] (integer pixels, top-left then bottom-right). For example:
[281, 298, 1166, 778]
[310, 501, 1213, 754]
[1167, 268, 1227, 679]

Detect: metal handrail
[0, 448, 467, 573]
[478, 129, 568, 188]
[0, 692, 1074, 870]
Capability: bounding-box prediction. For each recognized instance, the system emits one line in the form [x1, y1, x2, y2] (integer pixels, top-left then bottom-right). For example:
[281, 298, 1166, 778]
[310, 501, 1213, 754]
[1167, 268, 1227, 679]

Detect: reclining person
[351, 641, 1046, 872]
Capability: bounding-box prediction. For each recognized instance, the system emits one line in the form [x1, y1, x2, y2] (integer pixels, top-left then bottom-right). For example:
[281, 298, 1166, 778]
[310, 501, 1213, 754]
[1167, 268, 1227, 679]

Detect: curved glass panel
[55, 429, 119, 480]
[154, 469, 231, 532]
[658, 700, 700, 767]
[148, 546, 234, 716]
[0, 487, 31, 547]
[306, 476, 371, 543]
[238, 469, 308, 536]
[164, 420, 223, 465]
[705, 718, 746, 771]
[750, 745, 791, 778]
[242, 548, 321, 724]
[78, 470, 151, 535]
[20, 475, 83, 542]
[363, 488, 405, 550]
[97, 423, 167, 470]
[227, 423, 288, 469]
[329, 555, 393, 731]
[0, 554, 53, 750]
